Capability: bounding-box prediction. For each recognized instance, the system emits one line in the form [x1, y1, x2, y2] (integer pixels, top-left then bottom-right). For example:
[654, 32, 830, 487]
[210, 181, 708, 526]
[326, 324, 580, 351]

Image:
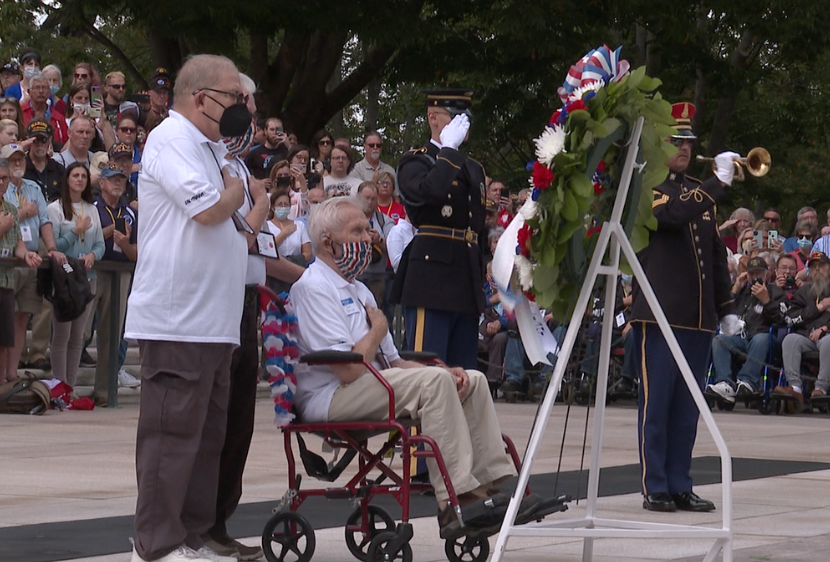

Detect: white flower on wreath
[520, 199, 538, 221]
[514, 254, 534, 291]
[568, 80, 604, 103]
[534, 124, 566, 166]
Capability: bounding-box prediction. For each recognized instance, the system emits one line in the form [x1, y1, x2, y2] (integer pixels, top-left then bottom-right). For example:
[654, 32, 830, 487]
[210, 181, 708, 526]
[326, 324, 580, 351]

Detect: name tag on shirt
[20, 225, 32, 243]
[0, 248, 9, 258]
[615, 312, 626, 327]
[256, 231, 279, 258]
[341, 297, 360, 316]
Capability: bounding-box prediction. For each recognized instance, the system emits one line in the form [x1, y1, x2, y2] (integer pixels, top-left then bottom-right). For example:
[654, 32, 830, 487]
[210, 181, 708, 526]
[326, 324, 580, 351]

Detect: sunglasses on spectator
[763, 216, 780, 223]
[669, 137, 696, 147]
[318, 139, 332, 146]
[119, 127, 137, 133]
[365, 143, 382, 149]
[74, 73, 90, 79]
[108, 84, 126, 90]
[32, 137, 50, 144]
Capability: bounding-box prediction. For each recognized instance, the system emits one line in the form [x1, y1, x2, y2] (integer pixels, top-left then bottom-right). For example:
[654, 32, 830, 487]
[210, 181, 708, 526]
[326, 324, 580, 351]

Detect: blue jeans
[504, 331, 551, 383]
[711, 332, 769, 389]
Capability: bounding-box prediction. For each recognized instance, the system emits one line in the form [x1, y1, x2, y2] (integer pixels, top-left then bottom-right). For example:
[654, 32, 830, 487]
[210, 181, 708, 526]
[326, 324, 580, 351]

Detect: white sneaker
[118, 369, 141, 388]
[194, 545, 237, 562]
[735, 380, 755, 398]
[130, 545, 213, 562]
[706, 381, 736, 403]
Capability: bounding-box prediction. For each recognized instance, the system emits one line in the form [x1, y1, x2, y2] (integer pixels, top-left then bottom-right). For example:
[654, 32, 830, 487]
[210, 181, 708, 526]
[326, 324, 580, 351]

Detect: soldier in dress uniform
[394, 89, 487, 369]
[629, 102, 741, 513]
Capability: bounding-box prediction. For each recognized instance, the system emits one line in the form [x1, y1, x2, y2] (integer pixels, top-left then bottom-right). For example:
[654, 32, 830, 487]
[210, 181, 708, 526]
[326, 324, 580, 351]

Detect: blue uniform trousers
[404, 307, 479, 369]
[635, 323, 713, 496]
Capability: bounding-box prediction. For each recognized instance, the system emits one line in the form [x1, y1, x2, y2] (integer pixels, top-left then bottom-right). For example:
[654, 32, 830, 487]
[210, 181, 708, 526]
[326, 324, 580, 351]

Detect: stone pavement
[1, 386, 829, 562]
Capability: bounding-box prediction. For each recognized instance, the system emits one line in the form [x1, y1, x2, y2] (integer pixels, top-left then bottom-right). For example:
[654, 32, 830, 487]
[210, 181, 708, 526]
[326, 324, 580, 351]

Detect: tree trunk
[707, 28, 755, 155]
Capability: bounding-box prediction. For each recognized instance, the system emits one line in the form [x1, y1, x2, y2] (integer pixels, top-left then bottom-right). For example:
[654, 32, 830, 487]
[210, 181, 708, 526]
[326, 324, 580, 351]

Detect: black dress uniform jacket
[393, 141, 487, 315]
[630, 172, 734, 331]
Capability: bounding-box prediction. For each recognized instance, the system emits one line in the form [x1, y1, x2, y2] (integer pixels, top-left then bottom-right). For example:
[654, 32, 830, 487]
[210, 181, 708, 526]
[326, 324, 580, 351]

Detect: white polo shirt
[290, 259, 400, 422]
[125, 110, 247, 344]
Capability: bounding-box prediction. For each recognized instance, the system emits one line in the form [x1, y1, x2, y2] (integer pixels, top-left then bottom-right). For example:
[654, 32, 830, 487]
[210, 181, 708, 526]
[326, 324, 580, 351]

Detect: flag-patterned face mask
[332, 240, 372, 282]
[222, 119, 256, 158]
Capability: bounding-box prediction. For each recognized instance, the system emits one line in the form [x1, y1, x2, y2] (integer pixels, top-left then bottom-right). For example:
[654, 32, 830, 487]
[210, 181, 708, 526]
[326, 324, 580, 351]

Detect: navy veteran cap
[746, 256, 767, 272]
[108, 142, 132, 159]
[26, 118, 53, 139]
[424, 88, 475, 117]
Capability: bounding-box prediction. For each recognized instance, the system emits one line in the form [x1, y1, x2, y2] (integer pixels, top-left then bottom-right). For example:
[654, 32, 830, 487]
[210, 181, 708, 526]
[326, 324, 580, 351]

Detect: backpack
[0, 378, 51, 415]
[37, 256, 94, 322]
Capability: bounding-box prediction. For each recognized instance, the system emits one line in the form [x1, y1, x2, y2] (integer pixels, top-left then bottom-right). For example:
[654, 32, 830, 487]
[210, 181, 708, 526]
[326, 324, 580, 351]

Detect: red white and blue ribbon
[557, 45, 630, 104]
[260, 292, 300, 428]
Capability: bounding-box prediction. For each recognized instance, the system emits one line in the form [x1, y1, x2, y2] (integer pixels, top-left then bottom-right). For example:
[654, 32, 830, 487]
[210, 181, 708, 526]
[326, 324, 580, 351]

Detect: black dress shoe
[642, 493, 676, 512]
[672, 491, 715, 512]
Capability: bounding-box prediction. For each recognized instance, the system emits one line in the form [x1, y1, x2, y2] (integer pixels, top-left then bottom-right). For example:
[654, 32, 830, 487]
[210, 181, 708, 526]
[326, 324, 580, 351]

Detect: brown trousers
[133, 339, 234, 561]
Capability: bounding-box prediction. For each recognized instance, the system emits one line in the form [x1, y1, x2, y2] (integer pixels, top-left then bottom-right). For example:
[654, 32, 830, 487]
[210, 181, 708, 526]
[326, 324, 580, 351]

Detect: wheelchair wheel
[345, 505, 396, 561]
[367, 531, 412, 562]
[262, 511, 316, 562]
[444, 533, 490, 562]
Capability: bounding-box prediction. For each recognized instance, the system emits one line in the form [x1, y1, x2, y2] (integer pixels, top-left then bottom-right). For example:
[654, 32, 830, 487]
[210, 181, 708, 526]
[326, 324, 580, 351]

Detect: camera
[785, 275, 796, 289]
[752, 277, 764, 286]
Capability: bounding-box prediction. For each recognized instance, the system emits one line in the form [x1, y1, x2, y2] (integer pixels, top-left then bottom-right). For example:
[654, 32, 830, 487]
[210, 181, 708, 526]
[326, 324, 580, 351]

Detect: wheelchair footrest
[516, 495, 571, 524]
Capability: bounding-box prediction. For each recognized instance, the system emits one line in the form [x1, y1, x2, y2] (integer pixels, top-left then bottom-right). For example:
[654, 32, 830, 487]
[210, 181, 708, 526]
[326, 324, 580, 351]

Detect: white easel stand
[491, 117, 733, 562]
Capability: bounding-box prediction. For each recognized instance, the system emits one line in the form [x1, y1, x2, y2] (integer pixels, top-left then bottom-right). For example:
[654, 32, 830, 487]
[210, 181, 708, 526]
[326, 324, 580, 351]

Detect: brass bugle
[696, 147, 771, 181]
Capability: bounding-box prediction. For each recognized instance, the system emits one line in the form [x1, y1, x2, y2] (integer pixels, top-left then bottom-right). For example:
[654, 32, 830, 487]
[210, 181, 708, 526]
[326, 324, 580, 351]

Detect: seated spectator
[719, 207, 754, 254]
[21, 74, 69, 144]
[387, 215, 415, 273]
[375, 171, 405, 224]
[774, 253, 801, 299]
[356, 181, 395, 323]
[24, 119, 65, 202]
[0, 156, 42, 385]
[479, 261, 511, 383]
[789, 219, 817, 272]
[291, 196, 529, 538]
[707, 256, 785, 402]
[309, 129, 334, 176]
[776, 251, 830, 403]
[323, 145, 361, 198]
[350, 131, 396, 183]
[53, 115, 95, 169]
[0, 119, 18, 148]
[46, 162, 104, 390]
[783, 206, 818, 253]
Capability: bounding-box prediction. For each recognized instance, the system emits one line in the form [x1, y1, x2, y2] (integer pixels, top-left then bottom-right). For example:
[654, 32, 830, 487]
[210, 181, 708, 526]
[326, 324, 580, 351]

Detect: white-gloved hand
[720, 313, 745, 336]
[439, 114, 470, 150]
[714, 151, 740, 186]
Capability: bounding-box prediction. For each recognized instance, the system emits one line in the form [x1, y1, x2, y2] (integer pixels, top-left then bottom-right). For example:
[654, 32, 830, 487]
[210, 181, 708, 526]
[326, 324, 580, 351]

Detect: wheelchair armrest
[398, 351, 440, 362]
[301, 351, 365, 365]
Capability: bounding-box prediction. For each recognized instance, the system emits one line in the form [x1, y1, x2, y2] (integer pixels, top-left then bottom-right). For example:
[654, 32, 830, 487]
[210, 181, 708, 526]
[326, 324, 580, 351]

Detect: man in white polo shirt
[290, 197, 544, 540]
[125, 54, 251, 562]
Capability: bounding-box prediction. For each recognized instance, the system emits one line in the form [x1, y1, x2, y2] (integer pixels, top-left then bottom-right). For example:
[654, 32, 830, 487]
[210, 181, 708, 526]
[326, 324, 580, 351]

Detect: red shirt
[378, 200, 406, 224]
[21, 101, 69, 145]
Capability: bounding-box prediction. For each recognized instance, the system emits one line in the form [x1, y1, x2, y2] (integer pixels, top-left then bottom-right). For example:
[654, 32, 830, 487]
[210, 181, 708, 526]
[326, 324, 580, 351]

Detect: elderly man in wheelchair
[289, 197, 553, 542]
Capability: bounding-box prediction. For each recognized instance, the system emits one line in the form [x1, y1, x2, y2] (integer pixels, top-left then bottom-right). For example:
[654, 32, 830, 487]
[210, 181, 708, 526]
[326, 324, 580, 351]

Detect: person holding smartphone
[245, 116, 288, 179]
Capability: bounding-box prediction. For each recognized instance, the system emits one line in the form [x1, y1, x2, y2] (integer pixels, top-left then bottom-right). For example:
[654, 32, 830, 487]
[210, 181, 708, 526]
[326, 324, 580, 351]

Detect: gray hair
[308, 196, 364, 252]
[239, 73, 256, 96]
[488, 226, 505, 243]
[797, 206, 817, 220]
[70, 114, 95, 130]
[41, 64, 62, 89]
[729, 207, 754, 222]
[173, 54, 238, 106]
[29, 73, 49, 88]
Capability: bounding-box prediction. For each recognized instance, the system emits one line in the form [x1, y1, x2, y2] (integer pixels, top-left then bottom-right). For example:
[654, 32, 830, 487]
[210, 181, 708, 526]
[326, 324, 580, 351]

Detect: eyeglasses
[378, 181, 393, 187]
[669, 137, 696, 147]
[108, 84, 126, 90]
[763, 216, 780, 223]
[118, 127, 136, 133]
[318, 139, 332, 146]
[365, 143, 382, 149]
[194, 88, 248, 105]
[30, 85, 49, 92]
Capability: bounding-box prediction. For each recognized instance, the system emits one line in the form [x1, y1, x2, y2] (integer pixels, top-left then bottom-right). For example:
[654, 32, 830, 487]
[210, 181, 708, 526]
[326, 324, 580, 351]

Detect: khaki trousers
[328, 367, 515, 502]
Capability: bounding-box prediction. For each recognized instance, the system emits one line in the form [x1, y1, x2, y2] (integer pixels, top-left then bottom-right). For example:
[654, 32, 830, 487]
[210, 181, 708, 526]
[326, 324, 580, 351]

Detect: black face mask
[203, 93, 252, 137]
[275, 176, 291, 188]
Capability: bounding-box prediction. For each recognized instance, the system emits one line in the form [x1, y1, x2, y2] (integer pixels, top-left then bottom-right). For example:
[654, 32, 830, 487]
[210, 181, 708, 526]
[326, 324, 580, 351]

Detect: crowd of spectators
[3, 47, 830, 410]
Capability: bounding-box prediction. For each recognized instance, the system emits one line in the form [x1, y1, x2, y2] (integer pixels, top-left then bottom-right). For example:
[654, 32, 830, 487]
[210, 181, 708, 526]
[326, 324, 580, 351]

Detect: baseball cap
[150, 68, 172, 92]
[0, 144, 26, 159]
[100, 164, 127, 179]
[1, 61, 18, 74]
[808, 251, 830, 266]
[108, 142, 132, 159]
[746, 257, 767, 272]
[90, 151, 109, 171]
[26, 119, 53, 139]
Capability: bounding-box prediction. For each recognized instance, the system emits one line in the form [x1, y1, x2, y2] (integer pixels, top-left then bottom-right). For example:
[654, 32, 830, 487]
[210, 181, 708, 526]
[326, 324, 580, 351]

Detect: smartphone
[114, 217, 127, 235]
[768, 230, 779, 246]
[753, 229, 764, 249]
[500, 187, 510, 199]
[89, 86, 102, 118]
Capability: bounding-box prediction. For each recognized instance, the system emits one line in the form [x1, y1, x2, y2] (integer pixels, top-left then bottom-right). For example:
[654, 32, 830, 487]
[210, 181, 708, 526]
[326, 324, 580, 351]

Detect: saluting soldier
[394, 89, 487, 369]
[630, 102, 741, 513]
